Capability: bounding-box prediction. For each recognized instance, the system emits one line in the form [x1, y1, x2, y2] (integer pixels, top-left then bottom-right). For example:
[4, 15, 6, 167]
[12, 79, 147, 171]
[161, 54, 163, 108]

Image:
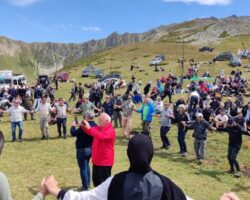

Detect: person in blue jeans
[70, 112, 97, 190]
[4, 99, 29, 142]
[175, 104, 190, 157]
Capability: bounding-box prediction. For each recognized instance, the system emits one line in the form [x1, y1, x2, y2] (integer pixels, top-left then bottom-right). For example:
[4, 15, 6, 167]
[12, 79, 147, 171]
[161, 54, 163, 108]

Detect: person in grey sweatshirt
[187, 113, 215, 164]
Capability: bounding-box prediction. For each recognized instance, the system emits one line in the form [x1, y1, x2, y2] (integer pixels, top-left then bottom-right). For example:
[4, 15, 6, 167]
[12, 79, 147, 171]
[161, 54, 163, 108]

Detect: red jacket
[83, 122, 116, 166]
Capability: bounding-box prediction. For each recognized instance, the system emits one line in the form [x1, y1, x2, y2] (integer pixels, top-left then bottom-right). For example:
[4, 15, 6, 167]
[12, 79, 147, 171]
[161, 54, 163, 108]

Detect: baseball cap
[196, 113, 203, 118]
[178, 104, 186, 110]
[85, 112, 95, 120]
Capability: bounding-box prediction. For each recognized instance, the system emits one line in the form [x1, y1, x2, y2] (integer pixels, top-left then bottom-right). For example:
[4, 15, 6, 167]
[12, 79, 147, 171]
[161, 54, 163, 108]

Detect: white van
[13, 74, 27, 86]
[0, 70, 13, 89]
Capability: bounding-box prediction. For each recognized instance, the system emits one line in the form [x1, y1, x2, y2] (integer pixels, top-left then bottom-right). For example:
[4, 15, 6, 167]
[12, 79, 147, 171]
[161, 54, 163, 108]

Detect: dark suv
[213, 52, 234, 62]
[199, 46, 214, 52]
[38, 75, 50, 89]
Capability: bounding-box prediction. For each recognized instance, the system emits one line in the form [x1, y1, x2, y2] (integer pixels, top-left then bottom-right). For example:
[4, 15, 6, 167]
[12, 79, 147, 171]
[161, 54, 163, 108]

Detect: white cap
[178, 104, 186, 110]
[196, 113, 203, 118]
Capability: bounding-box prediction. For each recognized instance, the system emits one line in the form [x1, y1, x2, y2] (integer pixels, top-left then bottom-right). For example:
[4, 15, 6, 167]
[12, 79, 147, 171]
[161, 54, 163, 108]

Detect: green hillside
[65, 35, 250, 84]
[1, 37, 250, 200]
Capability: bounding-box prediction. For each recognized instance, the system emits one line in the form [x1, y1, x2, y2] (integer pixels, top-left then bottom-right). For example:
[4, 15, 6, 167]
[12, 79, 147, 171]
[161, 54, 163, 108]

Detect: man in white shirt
[214, 109, 229, 128]
[36, 96, 52, 140]
[5, 99, 28, 142]
[55, 98, 68, 139]
[188, 89, 200, 114]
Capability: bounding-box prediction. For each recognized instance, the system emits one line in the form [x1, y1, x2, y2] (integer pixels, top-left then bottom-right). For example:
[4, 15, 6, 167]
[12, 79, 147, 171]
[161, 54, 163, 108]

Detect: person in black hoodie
[39, 134, 191, 200]
[216, 118, 250, 178]
[70, 112, 97, 190]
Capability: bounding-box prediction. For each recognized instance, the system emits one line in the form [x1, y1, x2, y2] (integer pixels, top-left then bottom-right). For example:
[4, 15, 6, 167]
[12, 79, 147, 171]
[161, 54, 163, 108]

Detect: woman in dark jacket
[70, 113, 97, 190]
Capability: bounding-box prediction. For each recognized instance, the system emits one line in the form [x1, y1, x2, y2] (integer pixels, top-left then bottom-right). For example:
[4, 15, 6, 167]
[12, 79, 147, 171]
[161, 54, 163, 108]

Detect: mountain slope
[0, 15, 250, 80]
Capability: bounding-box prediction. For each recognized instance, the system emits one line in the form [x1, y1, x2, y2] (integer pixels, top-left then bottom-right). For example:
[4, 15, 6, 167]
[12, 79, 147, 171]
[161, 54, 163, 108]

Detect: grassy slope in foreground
[1, 37, 250, 200]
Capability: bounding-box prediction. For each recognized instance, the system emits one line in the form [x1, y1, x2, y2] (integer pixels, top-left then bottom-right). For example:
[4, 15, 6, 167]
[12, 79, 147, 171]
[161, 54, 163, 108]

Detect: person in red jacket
[82, 112, 116, 187]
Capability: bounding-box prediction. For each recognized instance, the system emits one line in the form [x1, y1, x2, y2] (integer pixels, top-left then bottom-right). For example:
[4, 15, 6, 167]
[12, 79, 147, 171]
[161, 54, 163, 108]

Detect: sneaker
[234, 171, 241, 178]
[166, 145, 171, 149]
[63, 135, 67, 139]
[198, 159, 204, 165]
[18, 139, 22, 142]
[181, 152, 188, 157]
[41, 136, 45, 140]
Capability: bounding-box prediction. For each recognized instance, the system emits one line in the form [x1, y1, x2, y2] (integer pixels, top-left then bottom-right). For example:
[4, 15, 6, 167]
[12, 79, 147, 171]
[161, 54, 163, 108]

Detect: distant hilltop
[0, 15, 250, 78]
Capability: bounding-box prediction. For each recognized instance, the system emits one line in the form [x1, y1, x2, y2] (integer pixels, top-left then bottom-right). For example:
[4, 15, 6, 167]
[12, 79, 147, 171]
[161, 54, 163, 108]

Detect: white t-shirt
[36, 102, 51, 118]
[6, 106, 28, 122]
[56, 104, 67, 118]
[215, 114, 228, 122]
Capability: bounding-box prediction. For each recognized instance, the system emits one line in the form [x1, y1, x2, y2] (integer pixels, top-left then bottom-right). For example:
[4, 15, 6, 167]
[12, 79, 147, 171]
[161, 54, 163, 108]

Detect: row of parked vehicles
[81, 65, 104, 78]
[199, 46, 250, 67]
[81, 65, 125, 89]
[0, 70, 27, 89]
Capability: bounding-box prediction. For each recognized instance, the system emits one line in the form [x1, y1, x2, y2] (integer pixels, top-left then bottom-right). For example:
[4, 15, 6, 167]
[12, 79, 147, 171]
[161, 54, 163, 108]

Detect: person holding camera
[70, 112, 97, 191]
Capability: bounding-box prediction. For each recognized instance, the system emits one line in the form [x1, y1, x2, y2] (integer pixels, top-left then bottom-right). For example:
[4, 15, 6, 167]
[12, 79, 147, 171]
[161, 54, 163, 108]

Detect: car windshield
[4, 79, 11, 84]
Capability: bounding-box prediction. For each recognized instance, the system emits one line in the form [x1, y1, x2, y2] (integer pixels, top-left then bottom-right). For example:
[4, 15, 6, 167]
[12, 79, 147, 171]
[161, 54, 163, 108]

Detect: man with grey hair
[82, 112, 116, 187]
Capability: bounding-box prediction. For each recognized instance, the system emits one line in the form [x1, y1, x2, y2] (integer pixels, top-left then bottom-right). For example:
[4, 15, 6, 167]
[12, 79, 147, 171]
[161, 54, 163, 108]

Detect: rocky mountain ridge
[0, 15, 250, 78]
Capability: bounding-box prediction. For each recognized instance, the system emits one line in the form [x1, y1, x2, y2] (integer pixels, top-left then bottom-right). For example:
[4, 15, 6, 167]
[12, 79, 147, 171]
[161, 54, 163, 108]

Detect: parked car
[13, 74, 27, 86]
[230, 56, 241, 67]
[0, 70, 12, 89]
[150, 57, 163, 65]
[81, 65, 95, 77]
[155, 54, 166, 61]
[98, 73, 121, 82]
[199, 46, 214, 52]
[98, 78, 120, 89]
[38, 75, 50, 89]
[149, 54, 166, 65]
[55, 71, 69, 82]
[91, 69, 104, 78]
[213, 52, 234, 62]
[238, 49, 249, 59]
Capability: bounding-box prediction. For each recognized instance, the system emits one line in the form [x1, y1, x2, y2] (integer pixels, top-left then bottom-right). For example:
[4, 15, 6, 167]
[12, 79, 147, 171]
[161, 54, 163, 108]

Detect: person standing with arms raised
[81, 112, 116, 187]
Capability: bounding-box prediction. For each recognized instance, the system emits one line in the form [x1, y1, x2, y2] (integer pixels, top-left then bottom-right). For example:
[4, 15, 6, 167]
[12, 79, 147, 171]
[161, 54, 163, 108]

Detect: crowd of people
[0, 67, 249, 199]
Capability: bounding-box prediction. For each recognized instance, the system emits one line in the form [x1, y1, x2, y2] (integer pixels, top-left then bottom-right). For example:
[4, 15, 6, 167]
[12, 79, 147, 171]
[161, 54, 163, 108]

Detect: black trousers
[228, 144, 241, 171]
[92, 165, 112, 187]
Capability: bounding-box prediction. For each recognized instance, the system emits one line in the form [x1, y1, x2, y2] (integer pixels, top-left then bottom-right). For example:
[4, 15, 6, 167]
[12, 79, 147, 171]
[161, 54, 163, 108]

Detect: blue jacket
[136, 102, 155, 122]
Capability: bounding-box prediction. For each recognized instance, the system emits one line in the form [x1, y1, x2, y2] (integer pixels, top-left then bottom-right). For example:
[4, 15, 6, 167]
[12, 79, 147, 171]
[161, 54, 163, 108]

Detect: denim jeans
[160, 126, 171, 147]
[77, 148, 92, 190]
[188, 95, 198, 113]
[11, 121, 23, 141]
[194, 139, 206, 160]
[178, 129, 187, 153]
[56, 118, 67, 136]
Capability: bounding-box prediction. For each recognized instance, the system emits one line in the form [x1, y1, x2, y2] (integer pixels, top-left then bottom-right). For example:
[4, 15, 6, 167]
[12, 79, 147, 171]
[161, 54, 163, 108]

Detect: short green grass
[1, 38, 250, 200]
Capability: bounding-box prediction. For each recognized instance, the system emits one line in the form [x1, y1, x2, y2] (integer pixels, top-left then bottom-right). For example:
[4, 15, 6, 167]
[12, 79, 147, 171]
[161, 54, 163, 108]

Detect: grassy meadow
[1, 37, 250, 200]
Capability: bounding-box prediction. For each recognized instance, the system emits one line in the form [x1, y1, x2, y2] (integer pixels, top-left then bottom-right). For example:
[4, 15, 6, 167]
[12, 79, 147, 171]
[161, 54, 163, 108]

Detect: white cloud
[82, 26, 102, 32]
[7, 0, 42, 7]
[52, 23, 102, 32]
[163, 0, 232, 6]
